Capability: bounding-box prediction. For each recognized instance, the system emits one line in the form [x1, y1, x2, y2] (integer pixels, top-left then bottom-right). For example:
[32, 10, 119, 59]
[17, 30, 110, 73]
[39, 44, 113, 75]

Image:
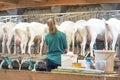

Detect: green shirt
[45, 31, 68, 65]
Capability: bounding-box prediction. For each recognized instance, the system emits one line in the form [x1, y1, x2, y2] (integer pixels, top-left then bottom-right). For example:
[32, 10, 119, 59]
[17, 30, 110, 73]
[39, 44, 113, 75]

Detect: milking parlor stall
[0, 0, 120, 80]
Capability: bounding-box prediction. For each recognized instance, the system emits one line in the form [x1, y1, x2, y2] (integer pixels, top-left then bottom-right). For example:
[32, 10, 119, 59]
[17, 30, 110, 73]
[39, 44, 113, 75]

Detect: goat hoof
[13, 53, 16, 54]
[38, 53, 42, 56]
[31, 69, 36, 72]
[90, 56, 95, 60]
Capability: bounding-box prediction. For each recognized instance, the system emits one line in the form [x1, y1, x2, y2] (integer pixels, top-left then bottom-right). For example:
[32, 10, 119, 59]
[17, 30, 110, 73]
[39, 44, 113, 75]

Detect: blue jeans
[46, 59, 60, 72]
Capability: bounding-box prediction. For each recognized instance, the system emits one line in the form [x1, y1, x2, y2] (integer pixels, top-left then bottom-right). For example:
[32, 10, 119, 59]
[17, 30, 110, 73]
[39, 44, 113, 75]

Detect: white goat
[105, 18, 120, 57]
[85, 18, 106, 57]
[2, 22, 16, 54]
[58, 21, 75, 52]
[73, 20, 87, 56]
[0, 22, 5, 53]
[27, 22, 48, 55]
[12, 22, 30, 54]
[0, 22, 5, 40]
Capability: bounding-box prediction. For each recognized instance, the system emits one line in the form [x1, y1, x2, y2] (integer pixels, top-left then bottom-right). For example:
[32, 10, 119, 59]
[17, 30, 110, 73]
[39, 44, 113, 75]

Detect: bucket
[78, 60, 87, 68]
[94, 50, 115, 73]
[72, 63, 82, 68]
[61, 54, 77, 67]
[95, 60, 106, 71]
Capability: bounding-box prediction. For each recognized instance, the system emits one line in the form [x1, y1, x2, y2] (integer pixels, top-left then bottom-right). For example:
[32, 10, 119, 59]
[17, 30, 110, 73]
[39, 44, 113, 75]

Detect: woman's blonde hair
[47, 17, 58, 35]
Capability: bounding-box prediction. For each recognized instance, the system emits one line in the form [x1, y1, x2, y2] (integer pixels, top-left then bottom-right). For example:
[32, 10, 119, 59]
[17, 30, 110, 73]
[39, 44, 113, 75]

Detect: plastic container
[94, 50, 115, 73]
[72, 63, 82, 68]
[86, 57, 91, 69]
[95, 60, 106, 71]
[78, 60, 87, 68]
[61, 54, 78, 67]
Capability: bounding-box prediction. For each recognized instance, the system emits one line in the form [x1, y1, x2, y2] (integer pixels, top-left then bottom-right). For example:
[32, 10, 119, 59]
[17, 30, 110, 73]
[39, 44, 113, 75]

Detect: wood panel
[0, 0, 17, 10]
[0, 70, 119, 80]
[0, 0, 120, 11]
[17, 0, 120, 8]
[0, 3, 16, 10]
[0, 0, 18, 4]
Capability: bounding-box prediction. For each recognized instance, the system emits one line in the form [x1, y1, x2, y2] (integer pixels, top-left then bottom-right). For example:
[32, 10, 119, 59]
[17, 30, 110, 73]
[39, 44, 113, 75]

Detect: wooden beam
[17, 0, 120, 9]
[0, 0, 18, 4]
[0, 70, 118, 80]
[0, 3, 16, 10]
[0, 0, 120, 11]
[32, 0, 48, 3]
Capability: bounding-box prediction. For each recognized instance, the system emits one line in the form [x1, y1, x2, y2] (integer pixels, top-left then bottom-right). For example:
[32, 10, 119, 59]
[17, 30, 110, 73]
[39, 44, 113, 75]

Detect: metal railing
[0, 10, 120, 24]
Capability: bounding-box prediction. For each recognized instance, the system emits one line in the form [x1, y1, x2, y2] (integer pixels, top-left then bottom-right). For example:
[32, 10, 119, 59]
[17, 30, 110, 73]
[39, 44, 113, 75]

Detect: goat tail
[15, 29, 21, 38]
[26, 26, 29, 32]
[15, 29, 19, 35]
[3, 27, 7, 33]
[26, 26, 31, 35]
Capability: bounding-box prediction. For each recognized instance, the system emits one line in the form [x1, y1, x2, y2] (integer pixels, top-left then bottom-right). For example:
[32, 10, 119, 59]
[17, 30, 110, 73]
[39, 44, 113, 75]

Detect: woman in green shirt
[45, 18, 68, 71]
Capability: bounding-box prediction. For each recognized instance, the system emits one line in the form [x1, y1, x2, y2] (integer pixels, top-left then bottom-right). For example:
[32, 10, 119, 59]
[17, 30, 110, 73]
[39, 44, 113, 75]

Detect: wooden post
[32, 0, 48, 2]
[118, 66, 120, 80]
[0, 0, 18, 4]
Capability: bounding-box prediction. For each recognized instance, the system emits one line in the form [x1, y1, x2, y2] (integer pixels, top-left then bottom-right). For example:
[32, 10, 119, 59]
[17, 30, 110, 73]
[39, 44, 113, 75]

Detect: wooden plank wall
[0, 0, 120, 11]
[18, 0, 120, 8]
[0, 70, 119, 80]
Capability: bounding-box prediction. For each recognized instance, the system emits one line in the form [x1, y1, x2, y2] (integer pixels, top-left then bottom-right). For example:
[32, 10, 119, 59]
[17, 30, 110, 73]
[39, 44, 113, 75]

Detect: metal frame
[0, 10, 120, 24]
